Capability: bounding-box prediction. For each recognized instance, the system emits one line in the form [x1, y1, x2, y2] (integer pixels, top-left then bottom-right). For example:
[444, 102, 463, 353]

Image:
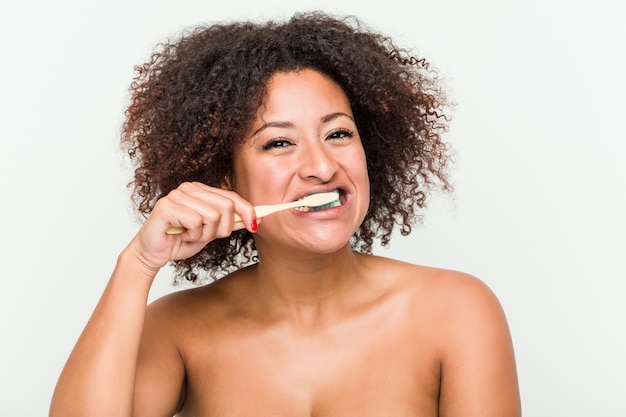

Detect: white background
[1, 0, 624, 415]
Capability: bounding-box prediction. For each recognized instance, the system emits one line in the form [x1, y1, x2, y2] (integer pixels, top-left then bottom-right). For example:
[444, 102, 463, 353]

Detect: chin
[293, 228, 356, 254]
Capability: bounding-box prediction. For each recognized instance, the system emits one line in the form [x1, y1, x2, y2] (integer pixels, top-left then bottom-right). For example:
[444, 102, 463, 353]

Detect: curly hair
[121, 11, 452, 283]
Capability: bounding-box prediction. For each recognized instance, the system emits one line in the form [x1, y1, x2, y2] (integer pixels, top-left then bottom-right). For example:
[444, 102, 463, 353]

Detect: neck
[250, 242, 367, 326]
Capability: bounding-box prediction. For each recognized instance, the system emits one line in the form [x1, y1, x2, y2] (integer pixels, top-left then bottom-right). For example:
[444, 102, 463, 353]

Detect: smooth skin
[50, 69, 521, 417]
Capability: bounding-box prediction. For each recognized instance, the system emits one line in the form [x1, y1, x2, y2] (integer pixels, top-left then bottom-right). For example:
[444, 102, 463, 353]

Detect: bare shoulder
[361, 254, 513, 356]
[361, 255, 521, 416]
[409, 263, 509, 336]
[360, 253, 500, 311]
[133, 271, 255, 416]
[412, 263, 505, 318]
[145, 268, 252, 325]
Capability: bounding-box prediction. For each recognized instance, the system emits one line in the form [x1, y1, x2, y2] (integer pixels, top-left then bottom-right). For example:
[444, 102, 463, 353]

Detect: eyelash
[327, 128, 355, 140]
[261, 139, 293, 150]
[261, 129, 355, 150]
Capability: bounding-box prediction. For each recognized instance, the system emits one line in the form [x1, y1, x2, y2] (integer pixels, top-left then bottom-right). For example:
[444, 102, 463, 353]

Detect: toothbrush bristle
[312, 199, 341, 210]
[294, 190, 341, 212]
[299, 197, 341, 212]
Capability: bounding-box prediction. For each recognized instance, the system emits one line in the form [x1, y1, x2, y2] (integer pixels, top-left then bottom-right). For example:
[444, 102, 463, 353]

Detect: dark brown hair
[121, 11, 452, 282]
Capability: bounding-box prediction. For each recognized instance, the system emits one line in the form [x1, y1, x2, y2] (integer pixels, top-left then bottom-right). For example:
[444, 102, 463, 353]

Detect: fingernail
[251, 219, 258, 233]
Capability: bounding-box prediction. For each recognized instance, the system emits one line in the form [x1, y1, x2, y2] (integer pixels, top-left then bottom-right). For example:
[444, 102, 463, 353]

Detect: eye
[326, 128, 355, 140]
[261, 138, 294, 150]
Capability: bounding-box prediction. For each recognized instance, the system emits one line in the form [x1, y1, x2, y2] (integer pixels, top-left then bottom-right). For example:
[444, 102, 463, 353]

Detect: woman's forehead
[256, 70, 352, 119]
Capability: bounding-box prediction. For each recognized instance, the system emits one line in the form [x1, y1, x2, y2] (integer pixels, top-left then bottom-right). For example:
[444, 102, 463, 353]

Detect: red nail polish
[251, 219, 258, 233]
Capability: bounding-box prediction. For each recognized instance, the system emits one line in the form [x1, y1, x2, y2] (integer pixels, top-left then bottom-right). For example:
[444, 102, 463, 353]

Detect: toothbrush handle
[166, 201, 298, 234]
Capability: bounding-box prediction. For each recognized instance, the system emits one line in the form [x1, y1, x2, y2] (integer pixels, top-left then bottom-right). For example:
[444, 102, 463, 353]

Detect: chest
[178, 311, 440, 416]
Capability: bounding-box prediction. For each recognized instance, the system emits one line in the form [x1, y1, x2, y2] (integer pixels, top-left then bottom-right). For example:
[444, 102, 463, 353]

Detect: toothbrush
[166, 190, 340, 235]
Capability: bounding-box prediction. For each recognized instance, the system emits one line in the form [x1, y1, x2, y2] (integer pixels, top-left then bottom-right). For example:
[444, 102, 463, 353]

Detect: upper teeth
[295, 198, 341, 212]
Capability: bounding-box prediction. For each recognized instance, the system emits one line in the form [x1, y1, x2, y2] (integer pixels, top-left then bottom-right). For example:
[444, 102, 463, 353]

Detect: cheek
[357, 152, 371, 210]
[231, 157, 255, 200]
[353, 148, 370, 188]
[234, 158, 293, 203]
[343, 147, 370, 209]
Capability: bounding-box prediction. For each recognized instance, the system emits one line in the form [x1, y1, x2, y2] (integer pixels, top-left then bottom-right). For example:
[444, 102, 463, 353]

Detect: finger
[172, 182, 258, 233]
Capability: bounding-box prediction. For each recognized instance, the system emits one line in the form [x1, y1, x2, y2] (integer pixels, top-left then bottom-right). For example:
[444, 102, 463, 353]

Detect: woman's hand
[50, 181, 253, 417]
[129, 182, 257, 275]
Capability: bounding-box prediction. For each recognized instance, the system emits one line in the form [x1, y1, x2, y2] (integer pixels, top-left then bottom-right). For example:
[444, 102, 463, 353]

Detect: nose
[297, 141, 339, 183]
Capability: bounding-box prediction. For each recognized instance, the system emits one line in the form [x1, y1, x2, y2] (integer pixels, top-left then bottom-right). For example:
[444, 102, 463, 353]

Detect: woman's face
[232, 69, 370, 254]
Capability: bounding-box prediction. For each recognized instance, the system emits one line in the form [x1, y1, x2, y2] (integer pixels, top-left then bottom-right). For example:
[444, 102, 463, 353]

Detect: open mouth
[295, 189, 344, 212]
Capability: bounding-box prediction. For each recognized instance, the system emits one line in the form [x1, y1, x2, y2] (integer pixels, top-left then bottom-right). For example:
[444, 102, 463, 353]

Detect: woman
[50, 11, 521, 417]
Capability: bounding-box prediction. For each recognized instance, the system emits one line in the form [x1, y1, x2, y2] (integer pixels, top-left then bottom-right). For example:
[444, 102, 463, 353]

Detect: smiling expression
[231, 69, 370, 254]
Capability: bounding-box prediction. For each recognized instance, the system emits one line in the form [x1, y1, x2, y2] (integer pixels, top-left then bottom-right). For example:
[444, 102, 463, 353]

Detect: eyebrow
[321, 112, 354, 124]
[250, 112, 354, 137]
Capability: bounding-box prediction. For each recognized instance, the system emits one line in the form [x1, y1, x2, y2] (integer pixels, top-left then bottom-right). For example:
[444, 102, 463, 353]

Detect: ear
[221, 175, 234, 191]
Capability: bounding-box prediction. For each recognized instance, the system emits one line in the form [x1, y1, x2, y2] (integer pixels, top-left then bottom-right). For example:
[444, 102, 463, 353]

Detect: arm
[49, 183, 257, 417]
[49, 249, 160, 417]
[437, 274, 521, 417]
